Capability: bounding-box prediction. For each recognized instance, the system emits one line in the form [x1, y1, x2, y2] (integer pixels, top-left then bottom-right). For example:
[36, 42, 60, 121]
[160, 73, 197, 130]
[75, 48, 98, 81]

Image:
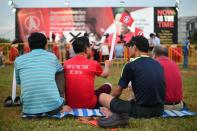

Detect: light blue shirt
[14, 49, 64, 114]
[183, 39, 190, 55]
[115, 44, 124, 58]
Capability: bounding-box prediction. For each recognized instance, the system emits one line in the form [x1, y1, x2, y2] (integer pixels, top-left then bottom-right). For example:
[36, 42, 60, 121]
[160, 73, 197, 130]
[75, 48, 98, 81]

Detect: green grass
[0, 65, 197, 131]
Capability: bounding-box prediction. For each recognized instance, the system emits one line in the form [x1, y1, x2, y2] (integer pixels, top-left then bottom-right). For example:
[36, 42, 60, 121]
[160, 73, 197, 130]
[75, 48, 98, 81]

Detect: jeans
[183, 54, 188, 68]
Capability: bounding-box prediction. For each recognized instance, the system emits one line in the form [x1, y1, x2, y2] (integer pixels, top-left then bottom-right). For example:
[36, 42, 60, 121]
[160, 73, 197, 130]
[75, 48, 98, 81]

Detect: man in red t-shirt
[9, 44, 19, 62]
[64, 36, 111, 109]
[153, 46, 184, 110]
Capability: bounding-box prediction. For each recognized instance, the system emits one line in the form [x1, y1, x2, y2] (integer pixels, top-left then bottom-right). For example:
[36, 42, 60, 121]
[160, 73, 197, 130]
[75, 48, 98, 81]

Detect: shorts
[110, 98, 164, 118]
[46, 102, 64, 115]
[23, 101, 64, 116]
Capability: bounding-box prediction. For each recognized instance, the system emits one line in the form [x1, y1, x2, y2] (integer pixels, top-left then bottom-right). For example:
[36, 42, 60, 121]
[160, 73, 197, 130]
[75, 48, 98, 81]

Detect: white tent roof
[12, 0, 175, 8]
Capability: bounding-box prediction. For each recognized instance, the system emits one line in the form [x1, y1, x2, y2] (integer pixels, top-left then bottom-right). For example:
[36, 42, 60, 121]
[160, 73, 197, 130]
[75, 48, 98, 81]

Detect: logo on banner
[24, 16, 40, 33]
[135, 27, 144, 36]
[123, 16, 130, 23]
[120, 12, 134, 27]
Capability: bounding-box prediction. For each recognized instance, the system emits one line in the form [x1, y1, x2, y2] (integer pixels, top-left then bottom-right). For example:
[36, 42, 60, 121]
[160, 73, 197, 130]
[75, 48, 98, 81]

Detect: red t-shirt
[63, 55, 103, 108]
[9, 46, 19, 62]
[23, 43, 30, 53]
[156, 56, 183, 103]
[52, 44, 59, 58]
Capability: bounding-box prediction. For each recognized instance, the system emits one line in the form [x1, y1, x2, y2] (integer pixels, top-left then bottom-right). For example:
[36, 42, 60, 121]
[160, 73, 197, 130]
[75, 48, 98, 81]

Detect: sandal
[4, 96, 13, 107]
[13, 96, 21, 106]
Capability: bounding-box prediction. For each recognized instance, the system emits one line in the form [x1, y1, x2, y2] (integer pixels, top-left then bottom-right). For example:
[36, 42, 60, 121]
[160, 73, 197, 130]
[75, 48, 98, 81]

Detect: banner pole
[11, 69, 16, 101]
[109, 26, 117, 60]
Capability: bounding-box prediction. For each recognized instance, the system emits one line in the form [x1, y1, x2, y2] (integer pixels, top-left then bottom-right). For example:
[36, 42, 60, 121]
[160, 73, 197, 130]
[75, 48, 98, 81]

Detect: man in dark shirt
[98, 36, 165, 127]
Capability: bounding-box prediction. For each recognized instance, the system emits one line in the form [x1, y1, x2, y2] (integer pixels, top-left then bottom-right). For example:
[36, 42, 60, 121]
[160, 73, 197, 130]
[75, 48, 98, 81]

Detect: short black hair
[128, 35, 149, 52]
[150, 33, 155, 37]
[153, 46, 168, 57]
[72, 36, 90, 54]
[28, 32, 47, 50]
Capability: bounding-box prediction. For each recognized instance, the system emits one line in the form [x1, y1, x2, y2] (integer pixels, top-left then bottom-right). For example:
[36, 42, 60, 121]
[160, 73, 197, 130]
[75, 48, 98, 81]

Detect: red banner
[16, 7, 154, 43]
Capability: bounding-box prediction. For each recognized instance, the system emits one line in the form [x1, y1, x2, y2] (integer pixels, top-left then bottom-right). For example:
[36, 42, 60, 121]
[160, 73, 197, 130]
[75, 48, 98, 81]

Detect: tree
[0, 37, 11, 43]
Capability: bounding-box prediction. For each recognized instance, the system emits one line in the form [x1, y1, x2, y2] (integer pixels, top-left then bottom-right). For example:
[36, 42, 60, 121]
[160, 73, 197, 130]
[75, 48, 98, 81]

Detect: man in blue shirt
[114, 41, 124, 59]
[15, 32, 71, 115]
[182, 37, 191, 68]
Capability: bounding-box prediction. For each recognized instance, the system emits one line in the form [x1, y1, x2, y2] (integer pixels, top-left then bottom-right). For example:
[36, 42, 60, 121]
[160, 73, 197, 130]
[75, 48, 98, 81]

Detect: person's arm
[112, 86, 123, 98]
[55, 56, 65, 97]
[114, 63, 132, 97]
[55, 57, 63, 72]
[100, 60, 111, 78]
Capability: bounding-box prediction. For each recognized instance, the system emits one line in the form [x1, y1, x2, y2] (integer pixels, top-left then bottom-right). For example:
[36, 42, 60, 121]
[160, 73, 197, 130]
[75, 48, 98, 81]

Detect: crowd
[10, 32, 185, 128]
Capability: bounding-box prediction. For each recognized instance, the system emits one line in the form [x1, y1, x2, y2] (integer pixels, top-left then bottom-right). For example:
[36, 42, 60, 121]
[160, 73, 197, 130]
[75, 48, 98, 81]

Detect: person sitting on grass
[63, 36, 111, 109]
[14, 32, 71, 115]
[153, 46, 184, 110]
[98, 36, 165, 128]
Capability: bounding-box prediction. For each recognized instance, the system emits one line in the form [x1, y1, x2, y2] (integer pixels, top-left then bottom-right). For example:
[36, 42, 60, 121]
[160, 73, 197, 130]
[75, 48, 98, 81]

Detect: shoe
[98, 113, 129, 128]
[13, 96, 21, 106]
[4, 96, 13, 107]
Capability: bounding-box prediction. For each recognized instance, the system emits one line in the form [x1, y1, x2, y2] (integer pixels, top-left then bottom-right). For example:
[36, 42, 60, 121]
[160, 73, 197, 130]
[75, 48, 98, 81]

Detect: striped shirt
[14, 49, 64, 114]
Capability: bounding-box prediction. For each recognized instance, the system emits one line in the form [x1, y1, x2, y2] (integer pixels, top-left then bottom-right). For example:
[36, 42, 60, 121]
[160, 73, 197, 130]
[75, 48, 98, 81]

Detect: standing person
[101, 44, 110, 62]
[148, 33, 155, 51]
[155, 33, 161, 45]
[149, 33, 160, 51]
[63, 36, 112, 109]
[52, 33, 56, 42]
[92, 42, 101, 62]
[9, 44, 19, 62]
[14, 32, 71, 115]
[98, 36, 165, 128]
[114, 41, 124, 59]
[0, 47, 3, 67]
[153, 46, 184, 110]
[101, 8, 134, 45]
[182, 37, 191, 68]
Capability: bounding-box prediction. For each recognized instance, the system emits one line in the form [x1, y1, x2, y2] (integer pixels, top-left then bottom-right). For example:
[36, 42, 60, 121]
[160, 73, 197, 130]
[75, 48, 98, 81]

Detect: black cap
[127, 36, 149, 52]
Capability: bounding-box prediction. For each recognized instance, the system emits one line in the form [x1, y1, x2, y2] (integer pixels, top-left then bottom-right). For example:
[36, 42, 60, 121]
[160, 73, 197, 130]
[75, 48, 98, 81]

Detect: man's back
[155, 37, 160, 46]
[119, 56, 165, 106]
[64, 55, 103, 108]
[15, 49, 64, 114]
[156, 56, 183, 103]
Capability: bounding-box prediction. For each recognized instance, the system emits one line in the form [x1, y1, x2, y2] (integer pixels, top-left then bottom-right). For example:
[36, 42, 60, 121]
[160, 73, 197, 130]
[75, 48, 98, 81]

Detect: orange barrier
[188, 45, 197, 67]
[0, 43, 12, 64]
[168, 45, 182, 63]
[1, 43, 197, 67]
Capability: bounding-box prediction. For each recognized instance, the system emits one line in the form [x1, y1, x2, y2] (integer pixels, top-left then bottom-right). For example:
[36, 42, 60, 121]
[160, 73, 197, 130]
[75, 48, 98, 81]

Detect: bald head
[153, 46, 168, 58]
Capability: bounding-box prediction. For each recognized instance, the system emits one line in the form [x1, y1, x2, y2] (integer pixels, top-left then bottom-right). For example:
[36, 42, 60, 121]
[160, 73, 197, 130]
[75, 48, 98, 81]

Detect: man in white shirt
[149, 33, 160, 51]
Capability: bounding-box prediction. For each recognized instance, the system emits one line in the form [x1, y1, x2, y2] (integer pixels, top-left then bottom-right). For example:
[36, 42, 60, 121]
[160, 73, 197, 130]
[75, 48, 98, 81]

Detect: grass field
[0, 65, 197, 131]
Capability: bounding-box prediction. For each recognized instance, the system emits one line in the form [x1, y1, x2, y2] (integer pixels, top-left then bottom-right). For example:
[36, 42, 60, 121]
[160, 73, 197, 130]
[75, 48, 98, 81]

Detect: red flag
[135, 27, 144, 36]
[120, 12, 134, 27]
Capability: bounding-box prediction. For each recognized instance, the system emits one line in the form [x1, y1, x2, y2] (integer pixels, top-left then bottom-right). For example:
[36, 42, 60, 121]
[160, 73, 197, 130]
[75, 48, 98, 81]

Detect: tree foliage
[0, 37, 11, 43]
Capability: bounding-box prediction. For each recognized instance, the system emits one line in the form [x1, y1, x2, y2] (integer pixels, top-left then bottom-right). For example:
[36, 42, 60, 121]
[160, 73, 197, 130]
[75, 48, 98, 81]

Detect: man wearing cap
[98, 36, 165, 128]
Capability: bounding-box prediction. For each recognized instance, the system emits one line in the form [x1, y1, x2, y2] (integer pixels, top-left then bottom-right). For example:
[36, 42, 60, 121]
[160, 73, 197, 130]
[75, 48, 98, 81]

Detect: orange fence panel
[1, 43, 197, 67]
